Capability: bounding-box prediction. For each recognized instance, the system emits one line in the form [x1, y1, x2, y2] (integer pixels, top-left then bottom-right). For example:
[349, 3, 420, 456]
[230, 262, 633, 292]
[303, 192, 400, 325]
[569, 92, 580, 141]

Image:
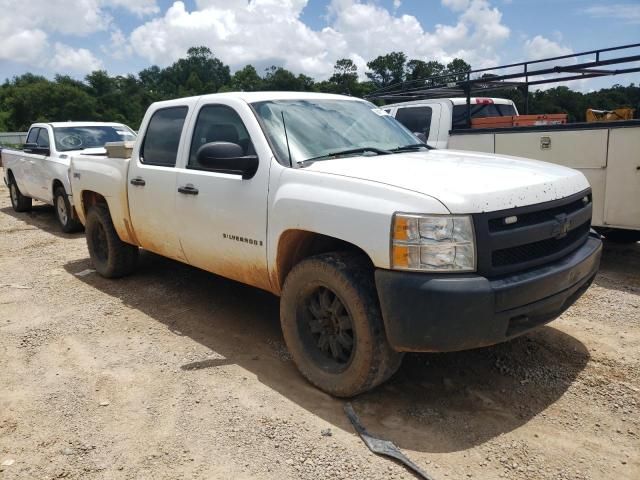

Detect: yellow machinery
[586, 108, 635, 122]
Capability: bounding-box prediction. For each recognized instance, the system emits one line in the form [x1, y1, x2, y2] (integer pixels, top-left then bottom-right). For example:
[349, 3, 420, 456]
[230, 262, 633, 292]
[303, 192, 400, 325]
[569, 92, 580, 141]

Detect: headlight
[391, 214, 476, 272]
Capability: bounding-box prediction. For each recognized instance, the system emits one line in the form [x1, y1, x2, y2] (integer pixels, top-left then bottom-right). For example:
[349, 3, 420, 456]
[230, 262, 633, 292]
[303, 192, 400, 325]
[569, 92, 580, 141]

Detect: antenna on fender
[281, 110, 293, 167]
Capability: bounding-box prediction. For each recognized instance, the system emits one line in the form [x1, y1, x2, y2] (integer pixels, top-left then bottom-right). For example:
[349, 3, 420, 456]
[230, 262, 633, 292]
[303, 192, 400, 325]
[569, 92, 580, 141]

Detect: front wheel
[8, 177, 32, 212]
[280, 252, 403, 397]
[54, 186, 82, 233]
[85, 205, 138, 278]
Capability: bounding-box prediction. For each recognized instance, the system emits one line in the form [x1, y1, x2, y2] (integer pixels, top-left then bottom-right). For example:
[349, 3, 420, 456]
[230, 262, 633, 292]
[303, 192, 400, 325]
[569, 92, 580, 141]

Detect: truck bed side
[70, 155, 138, 245]
[2, 149, 37, 192]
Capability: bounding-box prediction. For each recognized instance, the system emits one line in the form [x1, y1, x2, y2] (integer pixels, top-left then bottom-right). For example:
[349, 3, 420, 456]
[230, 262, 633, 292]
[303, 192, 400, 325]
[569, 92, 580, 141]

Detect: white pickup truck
[385, 97, 640, 242]
[2, 122, 136, 232]
[70, 92, 602, 396]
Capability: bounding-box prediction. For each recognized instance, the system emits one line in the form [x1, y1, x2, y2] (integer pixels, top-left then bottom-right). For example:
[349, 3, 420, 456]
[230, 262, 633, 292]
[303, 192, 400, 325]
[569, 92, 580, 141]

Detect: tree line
[0, 46, 638, 132]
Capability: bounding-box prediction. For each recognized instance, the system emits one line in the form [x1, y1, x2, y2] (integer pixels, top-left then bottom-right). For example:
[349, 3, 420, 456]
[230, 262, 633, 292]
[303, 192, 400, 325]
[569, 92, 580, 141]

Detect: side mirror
[196, 142, 258, 179]
[24, 143, 50, 156]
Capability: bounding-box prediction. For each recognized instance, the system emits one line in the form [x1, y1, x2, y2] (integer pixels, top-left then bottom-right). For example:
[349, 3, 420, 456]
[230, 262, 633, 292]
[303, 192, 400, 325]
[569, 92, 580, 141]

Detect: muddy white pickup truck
[2, 122, 136, 232]
[70, 92, 602, 396]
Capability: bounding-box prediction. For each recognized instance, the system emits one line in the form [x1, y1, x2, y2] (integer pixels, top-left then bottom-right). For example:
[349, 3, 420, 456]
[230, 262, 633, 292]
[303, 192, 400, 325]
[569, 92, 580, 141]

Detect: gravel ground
[0, 180, 638, 480]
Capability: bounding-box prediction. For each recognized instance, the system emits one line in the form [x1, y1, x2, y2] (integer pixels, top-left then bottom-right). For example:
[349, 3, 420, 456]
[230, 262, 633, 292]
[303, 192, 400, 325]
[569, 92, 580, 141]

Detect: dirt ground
[0, 181, 638, 480]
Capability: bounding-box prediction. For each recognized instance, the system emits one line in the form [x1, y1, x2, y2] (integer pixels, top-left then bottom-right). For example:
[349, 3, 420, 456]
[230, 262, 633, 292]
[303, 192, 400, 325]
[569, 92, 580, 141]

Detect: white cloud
[127, 0, 511, 79]
[523, 35, 572, 61]
[108, 0, 160, 16]
[583, 3, 640, 24]
[49, 43, 103, 73]
[102, 28, 134, 60]
[0, 0, 158, 72]
[441, 0, 470, 11]
[0, 29, 48, 63]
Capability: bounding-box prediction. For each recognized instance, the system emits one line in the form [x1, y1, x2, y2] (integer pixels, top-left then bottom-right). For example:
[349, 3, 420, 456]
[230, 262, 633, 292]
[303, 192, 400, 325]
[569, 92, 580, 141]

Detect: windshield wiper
[299, 147, 392, 166]
[391, 143, 433, 152]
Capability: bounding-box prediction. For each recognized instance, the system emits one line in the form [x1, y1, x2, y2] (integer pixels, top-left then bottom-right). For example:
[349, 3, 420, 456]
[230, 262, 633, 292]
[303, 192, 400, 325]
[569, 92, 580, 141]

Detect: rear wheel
[280, 252, 403, 397]
[8, 176, 32, 212]
[85, 205, 138, 278]
[53, 186, 82, 233]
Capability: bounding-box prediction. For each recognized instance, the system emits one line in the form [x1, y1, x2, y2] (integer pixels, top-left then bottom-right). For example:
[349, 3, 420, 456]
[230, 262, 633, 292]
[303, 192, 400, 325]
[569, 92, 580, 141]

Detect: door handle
[130, 177, 146, 186]
[178, 185, 199, 195]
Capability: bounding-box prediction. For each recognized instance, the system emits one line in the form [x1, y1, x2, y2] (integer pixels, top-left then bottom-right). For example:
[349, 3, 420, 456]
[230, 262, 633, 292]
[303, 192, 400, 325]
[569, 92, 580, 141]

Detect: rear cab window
[451, 103, 517, 129]
[140, 107, 189, 167]
[53, 125, 136, 151]
[395, 106, 433, 139]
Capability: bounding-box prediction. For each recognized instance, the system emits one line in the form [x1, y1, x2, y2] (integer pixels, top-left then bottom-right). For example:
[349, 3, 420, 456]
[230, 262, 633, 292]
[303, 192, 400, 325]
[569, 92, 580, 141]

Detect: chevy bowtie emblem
[552, 214, 571, 239]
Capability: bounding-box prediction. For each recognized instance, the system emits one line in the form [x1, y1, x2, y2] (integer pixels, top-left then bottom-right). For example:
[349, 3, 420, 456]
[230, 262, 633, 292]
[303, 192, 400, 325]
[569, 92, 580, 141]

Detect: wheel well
[52, 179, 64, 194]
[81, 191, 108, 216]
[275, 230, 372, 291]
[6, 169, 14, 181]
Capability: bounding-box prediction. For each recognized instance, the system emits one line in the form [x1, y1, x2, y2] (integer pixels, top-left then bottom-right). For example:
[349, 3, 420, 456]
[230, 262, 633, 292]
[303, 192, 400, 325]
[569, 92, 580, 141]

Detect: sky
[0, 0, 638, 90]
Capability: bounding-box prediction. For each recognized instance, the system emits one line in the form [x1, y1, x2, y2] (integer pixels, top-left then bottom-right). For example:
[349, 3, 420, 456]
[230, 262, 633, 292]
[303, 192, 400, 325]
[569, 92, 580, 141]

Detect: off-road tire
[54, 186, 82, 233]
[8, 175, 32, 212]
[280, 252, 403, 397]
[85, 205, 138, 278]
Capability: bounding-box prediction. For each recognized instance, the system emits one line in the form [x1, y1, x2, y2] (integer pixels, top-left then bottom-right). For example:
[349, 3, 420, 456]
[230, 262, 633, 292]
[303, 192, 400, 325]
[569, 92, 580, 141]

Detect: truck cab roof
[43, 122, 131, 128]
[148, 91, 365, 110]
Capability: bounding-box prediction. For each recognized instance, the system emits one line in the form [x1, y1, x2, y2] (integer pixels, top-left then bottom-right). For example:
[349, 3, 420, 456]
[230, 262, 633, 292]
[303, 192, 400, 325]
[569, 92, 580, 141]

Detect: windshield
[252, 99, 423, 165]
[53, 125, 136, 152]
[451, 103, 517, 129]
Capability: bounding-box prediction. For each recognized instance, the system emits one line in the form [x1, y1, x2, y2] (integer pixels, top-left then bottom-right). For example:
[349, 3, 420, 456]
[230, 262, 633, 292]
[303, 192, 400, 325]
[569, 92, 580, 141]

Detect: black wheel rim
[91, 221, 108, 263]
[300, 286, 355, 372]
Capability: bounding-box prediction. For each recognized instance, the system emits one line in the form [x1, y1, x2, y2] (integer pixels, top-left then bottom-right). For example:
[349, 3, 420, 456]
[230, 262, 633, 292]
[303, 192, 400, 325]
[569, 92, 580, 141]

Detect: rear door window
[395, 106, 433, 139]
[140, 107, 188, 167]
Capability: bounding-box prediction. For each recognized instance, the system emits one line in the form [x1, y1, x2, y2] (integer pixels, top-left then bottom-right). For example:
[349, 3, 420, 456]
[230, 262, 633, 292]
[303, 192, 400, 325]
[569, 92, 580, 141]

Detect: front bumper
[375, 233, 602, 352]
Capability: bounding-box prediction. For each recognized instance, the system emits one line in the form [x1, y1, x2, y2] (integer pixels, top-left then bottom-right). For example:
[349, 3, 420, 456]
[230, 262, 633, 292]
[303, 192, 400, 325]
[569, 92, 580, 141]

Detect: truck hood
[305, 149, 590, 213]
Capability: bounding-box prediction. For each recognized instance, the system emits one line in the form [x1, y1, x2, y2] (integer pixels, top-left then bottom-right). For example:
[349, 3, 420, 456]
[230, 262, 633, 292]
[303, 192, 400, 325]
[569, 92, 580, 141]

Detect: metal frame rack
[366, 43, 640, 127]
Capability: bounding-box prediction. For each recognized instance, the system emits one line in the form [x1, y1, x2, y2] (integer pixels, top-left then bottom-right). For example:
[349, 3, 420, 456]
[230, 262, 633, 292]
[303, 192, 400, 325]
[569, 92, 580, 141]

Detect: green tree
[329, 58, 359, 93]
[228, 65, 263, 91]
[182, 72, 204, 96]
[263, 66, 315, 91]
[1, 47, 638, 133]
[405, 60, 445, 81]
[159, 46, 230, 97]
[366, 52, 407, 88]
[2, 78, 97, 130]
[443, 58, 471, 83]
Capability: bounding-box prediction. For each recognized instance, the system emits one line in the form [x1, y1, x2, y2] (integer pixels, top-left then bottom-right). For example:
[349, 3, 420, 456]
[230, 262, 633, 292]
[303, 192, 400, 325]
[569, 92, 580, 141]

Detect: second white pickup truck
[70, 92, 602, 396]
[2, 122, 136, 232]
